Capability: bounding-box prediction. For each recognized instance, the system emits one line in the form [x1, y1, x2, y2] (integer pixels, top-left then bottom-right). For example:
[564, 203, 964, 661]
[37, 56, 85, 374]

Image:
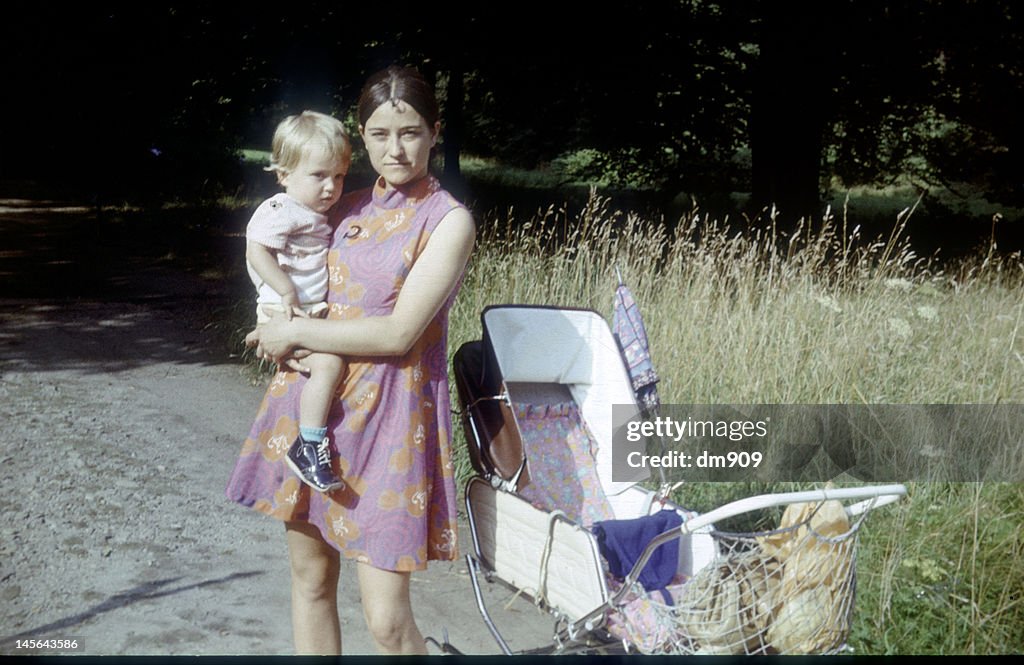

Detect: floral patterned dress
[226, 175, 465, 571]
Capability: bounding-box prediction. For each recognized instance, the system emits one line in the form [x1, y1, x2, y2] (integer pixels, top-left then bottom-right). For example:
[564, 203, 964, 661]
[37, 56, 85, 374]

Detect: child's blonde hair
[266, 111, 352, 179]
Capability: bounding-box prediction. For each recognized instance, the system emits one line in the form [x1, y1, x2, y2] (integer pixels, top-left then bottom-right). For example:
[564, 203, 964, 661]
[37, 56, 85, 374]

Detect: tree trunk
[443, 65, 465, 196]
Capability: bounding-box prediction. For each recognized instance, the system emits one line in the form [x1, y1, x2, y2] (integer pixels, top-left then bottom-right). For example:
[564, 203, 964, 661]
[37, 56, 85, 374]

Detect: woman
[226, 65, 475, 655]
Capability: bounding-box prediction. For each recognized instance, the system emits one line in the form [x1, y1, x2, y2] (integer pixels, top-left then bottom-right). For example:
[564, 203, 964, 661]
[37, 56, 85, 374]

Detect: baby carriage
[441, 304, 906, 655]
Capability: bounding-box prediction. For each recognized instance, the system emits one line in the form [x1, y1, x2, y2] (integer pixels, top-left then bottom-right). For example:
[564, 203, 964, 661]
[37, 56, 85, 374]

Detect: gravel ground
[0, 197, 553, 656]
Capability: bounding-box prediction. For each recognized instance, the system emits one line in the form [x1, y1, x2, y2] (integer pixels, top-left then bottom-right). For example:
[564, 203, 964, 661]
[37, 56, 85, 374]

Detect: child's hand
[281, 291, 301, 321]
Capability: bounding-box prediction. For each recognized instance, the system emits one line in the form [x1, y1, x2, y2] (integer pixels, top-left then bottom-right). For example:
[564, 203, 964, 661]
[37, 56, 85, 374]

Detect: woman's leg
[356, 562, 428, 655]
[285, 521, 342, 655]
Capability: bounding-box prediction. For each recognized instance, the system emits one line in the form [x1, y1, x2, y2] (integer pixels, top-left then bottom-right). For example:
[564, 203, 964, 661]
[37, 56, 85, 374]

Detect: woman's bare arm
[249, 207, 475, 361]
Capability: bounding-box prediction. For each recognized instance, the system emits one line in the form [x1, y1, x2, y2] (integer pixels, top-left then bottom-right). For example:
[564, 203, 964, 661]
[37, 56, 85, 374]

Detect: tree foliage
[825, 0, 1022, 208]
[3, 2, 1020, 214]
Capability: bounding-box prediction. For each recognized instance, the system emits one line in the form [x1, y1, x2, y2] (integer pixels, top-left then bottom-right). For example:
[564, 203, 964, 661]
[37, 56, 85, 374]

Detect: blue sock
[300, 426, 329, 443]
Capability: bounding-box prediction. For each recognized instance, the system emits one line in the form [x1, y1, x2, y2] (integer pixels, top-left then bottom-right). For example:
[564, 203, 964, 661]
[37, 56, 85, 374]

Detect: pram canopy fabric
[482, 305, 650, 498]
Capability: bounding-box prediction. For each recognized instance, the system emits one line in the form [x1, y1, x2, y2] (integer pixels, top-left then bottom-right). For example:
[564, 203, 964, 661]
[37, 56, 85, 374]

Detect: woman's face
[360, 100, 439, 188]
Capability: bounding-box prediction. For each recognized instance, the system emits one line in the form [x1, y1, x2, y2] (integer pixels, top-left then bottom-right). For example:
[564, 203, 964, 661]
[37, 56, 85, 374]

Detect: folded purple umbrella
[612, 272, 661, 414]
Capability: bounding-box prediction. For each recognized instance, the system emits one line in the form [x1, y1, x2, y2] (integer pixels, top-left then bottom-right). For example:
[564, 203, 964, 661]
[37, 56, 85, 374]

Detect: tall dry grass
[453, 193, 1023, 405]
[449, 190, 1024, 654]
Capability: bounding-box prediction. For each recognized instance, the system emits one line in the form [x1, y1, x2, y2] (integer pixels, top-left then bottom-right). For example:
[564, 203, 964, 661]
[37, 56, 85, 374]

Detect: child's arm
[246, 240, 300, 319]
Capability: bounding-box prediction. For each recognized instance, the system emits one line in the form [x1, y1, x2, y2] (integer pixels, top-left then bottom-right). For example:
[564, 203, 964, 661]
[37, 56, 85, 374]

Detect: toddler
[245, 110, 350, 492]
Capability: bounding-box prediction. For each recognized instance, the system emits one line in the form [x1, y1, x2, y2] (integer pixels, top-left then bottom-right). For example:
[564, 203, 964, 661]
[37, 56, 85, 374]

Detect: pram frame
[458, 477, 907, 655]
[443, 305, 908, 655]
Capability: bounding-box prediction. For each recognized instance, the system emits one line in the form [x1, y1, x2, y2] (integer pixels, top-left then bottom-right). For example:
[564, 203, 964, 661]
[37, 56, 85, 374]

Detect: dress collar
[371, 175, 440, 209]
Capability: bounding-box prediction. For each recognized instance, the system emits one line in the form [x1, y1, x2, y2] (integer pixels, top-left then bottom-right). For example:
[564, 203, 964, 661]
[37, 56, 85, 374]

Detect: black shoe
[285, 436, 344, 492]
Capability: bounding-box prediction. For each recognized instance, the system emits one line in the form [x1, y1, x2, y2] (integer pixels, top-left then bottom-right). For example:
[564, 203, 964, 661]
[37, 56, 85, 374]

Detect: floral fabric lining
[512, 400, 615, 526]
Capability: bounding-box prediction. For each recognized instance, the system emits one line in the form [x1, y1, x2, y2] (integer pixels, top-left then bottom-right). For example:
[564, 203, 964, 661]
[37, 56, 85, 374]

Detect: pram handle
[611, 483, 907, 607]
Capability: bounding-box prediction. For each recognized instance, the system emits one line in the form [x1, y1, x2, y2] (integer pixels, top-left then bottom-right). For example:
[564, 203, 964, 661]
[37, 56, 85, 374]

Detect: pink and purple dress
[226, 175, 466, 571]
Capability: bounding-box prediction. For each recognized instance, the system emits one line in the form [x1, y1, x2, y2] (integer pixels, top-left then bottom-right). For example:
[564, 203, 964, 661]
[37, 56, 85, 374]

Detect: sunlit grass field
[447, 192, 1024, 655]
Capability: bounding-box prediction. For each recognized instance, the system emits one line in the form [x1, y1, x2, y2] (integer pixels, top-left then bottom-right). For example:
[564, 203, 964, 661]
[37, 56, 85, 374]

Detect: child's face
[280, 145, 348, 213]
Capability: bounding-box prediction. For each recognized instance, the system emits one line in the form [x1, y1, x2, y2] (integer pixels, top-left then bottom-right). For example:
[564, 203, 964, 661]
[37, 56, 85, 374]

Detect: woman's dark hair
[357, 65, 440, 127]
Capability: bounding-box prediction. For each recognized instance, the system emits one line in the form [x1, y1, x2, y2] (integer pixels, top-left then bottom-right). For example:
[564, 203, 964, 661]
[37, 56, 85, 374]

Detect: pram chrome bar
[466, 554, 514, 655]
[463, 392, 527, 493]
[552, 484, 907, 640]
[679, 484, 906, 536]
[423, 628, 465, 655]
[610, 483, 907, 608]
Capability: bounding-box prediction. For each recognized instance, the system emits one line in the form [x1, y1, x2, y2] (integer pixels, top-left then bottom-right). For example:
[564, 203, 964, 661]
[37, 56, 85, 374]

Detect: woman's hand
[246, 310, 313, 373]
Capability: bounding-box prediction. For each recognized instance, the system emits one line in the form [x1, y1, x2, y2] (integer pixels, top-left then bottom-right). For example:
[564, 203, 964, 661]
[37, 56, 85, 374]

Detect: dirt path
[0, 197, 551, 656]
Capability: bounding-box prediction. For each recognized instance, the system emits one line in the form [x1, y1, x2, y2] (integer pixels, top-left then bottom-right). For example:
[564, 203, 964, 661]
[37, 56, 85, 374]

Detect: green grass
[239, 148, 271, 164]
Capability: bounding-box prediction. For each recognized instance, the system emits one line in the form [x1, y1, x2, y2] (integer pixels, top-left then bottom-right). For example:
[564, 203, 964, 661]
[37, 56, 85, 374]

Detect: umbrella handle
[615, 264, 623, 286]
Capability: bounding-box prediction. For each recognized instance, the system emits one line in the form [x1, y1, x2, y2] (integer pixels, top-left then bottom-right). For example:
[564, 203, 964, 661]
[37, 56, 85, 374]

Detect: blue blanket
[592, 510, 683, 604]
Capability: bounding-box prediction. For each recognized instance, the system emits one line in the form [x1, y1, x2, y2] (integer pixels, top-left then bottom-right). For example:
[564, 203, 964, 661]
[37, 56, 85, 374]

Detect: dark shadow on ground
[0, 571, 264, 652]
[0, 197, 254, 374]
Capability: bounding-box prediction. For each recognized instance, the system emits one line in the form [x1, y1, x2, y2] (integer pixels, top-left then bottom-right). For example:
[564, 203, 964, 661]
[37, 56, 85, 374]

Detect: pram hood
[481, 305, 649, 497]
